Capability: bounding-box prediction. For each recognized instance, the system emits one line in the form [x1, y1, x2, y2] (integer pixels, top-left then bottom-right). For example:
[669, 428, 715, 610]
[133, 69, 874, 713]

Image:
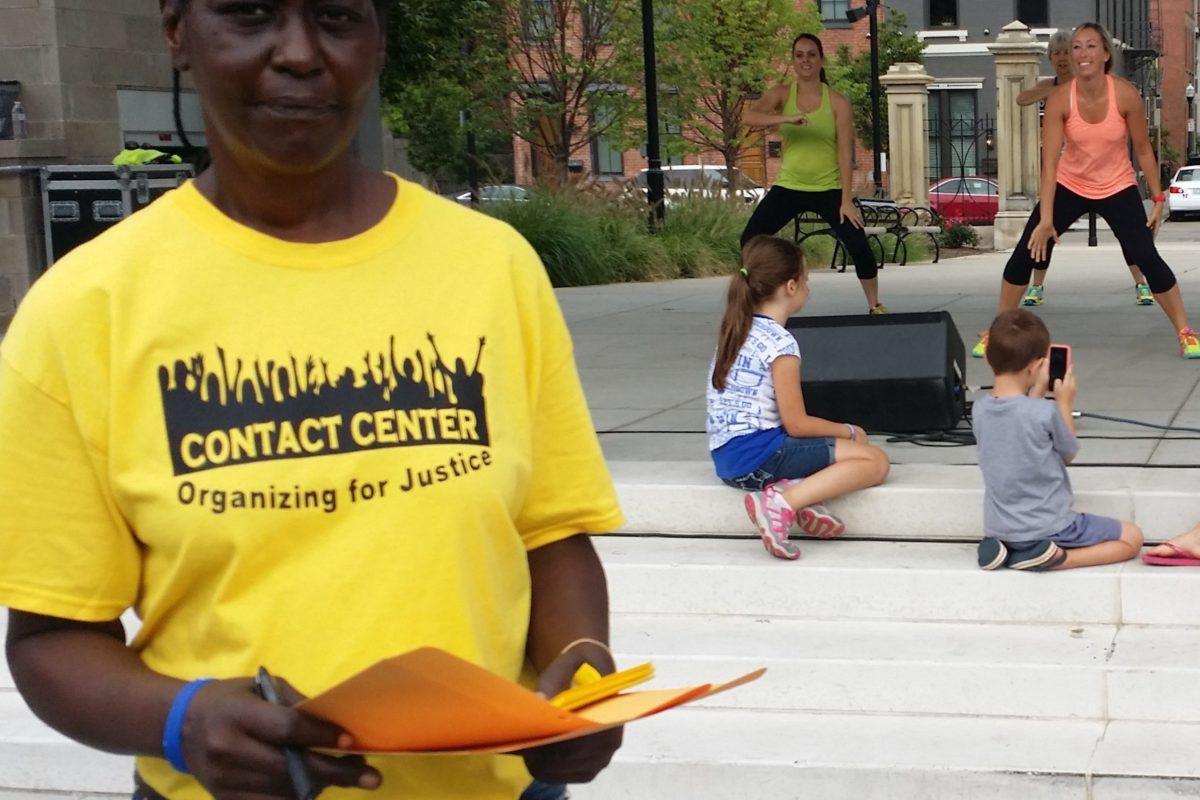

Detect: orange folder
[298, 647, 764, 754]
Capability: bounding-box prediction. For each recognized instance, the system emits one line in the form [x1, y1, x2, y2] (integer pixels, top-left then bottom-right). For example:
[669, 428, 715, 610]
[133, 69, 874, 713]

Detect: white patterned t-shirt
[706, 315, 800, 450]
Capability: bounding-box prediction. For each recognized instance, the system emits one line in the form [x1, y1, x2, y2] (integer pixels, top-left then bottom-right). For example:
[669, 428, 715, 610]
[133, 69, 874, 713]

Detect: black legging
[1004, 183, 1176, 293]
[740, 187, 879, 281]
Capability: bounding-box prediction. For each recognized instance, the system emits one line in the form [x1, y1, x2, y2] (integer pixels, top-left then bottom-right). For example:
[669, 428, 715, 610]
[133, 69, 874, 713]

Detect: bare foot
[1146, 524, 1200, 558]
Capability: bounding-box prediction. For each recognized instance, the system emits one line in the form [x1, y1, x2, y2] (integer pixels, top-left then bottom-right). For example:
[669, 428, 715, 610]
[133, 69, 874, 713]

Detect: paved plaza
[561, 221, 1200, 469]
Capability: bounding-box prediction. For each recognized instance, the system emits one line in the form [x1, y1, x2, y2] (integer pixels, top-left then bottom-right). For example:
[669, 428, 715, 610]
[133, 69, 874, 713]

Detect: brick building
[1153, 0, 1196, 165]
[512, 0, 882, 194]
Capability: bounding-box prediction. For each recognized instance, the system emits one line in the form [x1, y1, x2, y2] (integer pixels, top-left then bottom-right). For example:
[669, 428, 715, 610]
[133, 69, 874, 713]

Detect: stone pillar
[988, 21, 1044, 250]
[880, 63, 934, 208]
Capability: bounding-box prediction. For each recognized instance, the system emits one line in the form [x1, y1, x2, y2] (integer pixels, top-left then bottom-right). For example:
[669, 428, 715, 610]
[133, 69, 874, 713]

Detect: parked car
[1167, 166, 1200, 221]
[636, 165, 766, 205]
[928, 176, 999, 224]
[452, 184, 529, 205]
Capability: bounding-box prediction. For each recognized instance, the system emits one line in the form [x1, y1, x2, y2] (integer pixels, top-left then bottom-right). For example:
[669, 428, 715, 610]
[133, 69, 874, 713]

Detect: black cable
[172, 69, 193, 150]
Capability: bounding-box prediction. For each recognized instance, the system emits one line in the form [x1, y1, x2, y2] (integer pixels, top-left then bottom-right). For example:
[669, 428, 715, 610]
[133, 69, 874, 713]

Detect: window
[819, 0, 849, 22]
[581, 0, 611, 41]
[928, 0, 958, 27]
[523, 0, 554, 42]
[590, 104, 624, 177]
[1016, 0, 1048, 26]
[927, 89, 979, 180]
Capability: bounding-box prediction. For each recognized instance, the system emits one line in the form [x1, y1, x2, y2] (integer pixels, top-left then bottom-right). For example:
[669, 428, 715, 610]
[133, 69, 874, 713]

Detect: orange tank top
[1056, 75, 1137, 199]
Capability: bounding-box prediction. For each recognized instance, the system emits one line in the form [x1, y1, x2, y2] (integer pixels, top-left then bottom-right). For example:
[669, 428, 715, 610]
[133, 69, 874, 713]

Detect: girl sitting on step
[706, 235, 890, 560]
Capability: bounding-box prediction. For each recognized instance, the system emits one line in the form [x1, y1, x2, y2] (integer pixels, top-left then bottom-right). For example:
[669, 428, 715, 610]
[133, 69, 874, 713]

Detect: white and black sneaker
[1006, 540, 1067, 571]
[977, 537, 1008, 570]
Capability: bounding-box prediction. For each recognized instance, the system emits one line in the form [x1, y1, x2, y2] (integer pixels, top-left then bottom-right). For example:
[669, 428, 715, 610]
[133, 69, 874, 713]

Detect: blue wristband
[163, 678, 213, 774]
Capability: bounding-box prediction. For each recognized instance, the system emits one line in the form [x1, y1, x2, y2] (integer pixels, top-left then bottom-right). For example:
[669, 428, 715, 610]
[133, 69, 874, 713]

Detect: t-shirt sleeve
[509, 242, 625, 551]
[1047, 402, 1079, 461]
[0, 357, 139, 621]
[764, 328, 800, 366]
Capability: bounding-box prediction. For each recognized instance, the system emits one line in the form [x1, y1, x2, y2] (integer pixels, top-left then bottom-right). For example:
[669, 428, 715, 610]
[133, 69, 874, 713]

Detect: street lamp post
[846, 0, 883, 197]
[1187, 83, 1196, 157]
[641, 0, 665, 229]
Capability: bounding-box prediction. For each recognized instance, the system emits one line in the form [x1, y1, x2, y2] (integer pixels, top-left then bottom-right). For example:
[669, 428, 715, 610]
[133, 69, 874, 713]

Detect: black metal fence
[924, 115, 998, 224]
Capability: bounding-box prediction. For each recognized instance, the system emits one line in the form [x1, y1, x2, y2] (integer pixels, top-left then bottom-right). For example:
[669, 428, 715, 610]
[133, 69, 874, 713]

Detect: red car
[928, 176, 999, 224]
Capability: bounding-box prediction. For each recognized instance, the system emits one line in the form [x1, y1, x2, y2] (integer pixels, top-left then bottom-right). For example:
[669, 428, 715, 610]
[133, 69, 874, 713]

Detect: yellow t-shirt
[0, 176, 624, 799]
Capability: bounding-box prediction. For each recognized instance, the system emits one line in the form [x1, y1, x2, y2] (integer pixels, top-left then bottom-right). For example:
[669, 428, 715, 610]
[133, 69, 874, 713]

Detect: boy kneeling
[973, 310, 1143, 570]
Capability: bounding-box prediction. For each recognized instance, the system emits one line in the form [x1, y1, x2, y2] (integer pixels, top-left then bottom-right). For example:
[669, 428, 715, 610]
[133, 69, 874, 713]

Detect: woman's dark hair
[1073, 22, 1118, 74]
[792, 33, 828, 84]
[712, 236, 807, 392]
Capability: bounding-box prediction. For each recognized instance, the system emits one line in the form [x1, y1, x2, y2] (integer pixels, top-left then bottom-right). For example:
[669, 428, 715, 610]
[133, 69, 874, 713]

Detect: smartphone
[1048, 344, 1071, 388]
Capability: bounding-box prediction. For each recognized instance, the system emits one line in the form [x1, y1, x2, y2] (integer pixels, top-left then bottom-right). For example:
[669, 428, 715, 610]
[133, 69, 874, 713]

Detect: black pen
[255, 667, 316, 800]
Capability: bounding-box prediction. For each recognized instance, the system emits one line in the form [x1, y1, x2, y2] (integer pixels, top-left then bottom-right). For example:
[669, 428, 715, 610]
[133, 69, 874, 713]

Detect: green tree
[381, 0, 511, 186]
[826, 9, 925, 151]
[497, 0, 643, 182]
[654, 0, 822, 176]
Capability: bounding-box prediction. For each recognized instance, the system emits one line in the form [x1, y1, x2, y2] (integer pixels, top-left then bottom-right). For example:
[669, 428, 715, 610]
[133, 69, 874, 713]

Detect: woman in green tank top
[741, 33, 885, 314]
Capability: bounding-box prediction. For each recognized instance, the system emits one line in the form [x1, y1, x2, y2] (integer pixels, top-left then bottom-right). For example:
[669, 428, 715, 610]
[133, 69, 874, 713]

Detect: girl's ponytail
[713, 275, 756, 392]
[712, 236, 807, 392]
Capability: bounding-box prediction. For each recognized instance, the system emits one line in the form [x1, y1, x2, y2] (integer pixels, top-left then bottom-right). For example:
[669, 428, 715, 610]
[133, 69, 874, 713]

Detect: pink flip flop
[1141, 542, 1200, 567]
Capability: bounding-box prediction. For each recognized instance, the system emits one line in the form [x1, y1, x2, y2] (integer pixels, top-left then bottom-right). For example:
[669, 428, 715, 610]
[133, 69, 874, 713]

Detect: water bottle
[11, 101, 27, 139]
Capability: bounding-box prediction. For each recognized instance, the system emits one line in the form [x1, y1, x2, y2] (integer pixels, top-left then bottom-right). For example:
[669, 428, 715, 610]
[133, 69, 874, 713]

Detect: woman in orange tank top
[975, 22, 1200, 360]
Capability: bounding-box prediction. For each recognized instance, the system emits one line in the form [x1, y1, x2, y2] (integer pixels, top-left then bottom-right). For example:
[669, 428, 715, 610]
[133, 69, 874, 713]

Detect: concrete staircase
[2, 462, 1199, 799]
[571, 462, 1200, 799]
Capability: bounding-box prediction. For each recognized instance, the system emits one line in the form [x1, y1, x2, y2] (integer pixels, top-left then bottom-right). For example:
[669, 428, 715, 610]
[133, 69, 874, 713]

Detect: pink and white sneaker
[745, 486, 801, 560]
[797, 504, 846, 539]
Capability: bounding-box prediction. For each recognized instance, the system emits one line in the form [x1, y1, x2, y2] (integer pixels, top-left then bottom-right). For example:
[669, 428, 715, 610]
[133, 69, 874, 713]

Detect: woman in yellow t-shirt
[0, 3, 623, 800]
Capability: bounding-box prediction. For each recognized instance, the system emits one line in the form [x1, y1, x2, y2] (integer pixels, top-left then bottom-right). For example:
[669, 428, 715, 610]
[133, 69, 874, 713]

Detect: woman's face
[1049, 47, 1072, 79]
[1071, 28, 1109, 79]
[792, 39, 822, 80]
[163, 0, 386, 174]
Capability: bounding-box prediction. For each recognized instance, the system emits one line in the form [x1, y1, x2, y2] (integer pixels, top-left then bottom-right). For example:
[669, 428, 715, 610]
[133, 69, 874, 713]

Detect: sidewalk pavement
[559, 224, 1200, 469]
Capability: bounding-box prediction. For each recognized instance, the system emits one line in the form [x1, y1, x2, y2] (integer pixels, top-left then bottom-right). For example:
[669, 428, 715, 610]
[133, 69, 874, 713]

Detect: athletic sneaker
[797, 504, 846, 539]
[1135, 283, 1155, 306]
[1006, 540, 1066, 571]
[1021, 285, 1045, 306]
[744, 487, 801, 560]
[1180, 328, 1200, 359]
[972, 332, 988, 359]
[869, 304, 889, 315]
[977, 537, 1008, 570]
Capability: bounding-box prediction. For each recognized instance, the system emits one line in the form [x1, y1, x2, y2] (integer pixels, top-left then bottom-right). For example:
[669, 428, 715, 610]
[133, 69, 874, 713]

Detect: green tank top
[775, 82, 840, 192]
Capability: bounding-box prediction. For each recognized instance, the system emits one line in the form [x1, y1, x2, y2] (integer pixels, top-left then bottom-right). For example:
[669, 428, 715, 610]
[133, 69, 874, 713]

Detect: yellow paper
[298, 647, 764, 754]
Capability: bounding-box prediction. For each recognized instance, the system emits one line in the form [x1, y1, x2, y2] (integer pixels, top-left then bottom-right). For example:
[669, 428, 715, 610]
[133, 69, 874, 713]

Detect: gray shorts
[1048, 512, 1123, 548]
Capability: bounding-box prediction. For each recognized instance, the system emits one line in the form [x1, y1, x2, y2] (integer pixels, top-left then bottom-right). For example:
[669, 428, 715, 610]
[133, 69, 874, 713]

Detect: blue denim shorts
[1048, 512, 1123, 548]
[722, 436, 836, 491]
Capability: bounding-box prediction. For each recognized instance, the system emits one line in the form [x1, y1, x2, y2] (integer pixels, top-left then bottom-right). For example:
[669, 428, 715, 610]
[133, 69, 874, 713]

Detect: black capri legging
[740, 186, 879, 281]
[1004, 183, 1176, 293]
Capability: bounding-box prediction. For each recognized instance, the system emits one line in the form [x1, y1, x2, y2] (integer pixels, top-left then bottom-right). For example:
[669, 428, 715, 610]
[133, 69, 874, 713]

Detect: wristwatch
[1152, 192, 1166, 204]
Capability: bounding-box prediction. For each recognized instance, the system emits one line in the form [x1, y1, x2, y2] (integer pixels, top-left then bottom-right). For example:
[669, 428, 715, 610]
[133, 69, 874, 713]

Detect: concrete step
[610, 613, 1200, 723]
[570, 709, 1200, 800]
[611, 461, 1199, 541]
[598, 538, 1200, 626]
[0, 693, 131, 794]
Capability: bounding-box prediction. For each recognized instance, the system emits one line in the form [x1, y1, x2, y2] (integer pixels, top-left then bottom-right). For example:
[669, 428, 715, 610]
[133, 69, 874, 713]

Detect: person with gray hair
[1013, 27, 1155, 309]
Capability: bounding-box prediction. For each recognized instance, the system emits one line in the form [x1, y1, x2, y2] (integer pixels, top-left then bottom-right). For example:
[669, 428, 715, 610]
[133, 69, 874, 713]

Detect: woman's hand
[522, 644, 623, 785]
[839, 200, 864, 229]
[182, 677, 381, 800]
[782, 113, 808, 126]
[1147, 199, 1164, 237]
[1027, 219, 1058, 263]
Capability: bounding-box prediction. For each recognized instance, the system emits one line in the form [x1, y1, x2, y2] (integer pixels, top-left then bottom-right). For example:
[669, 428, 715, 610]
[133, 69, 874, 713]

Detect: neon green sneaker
[972, 332, 988, 359]
[1021, 284, 1045, 306]
[1180, 328, 1200, 359]
[1135, 283, 1156, 306]
[869, 304, 889, 315]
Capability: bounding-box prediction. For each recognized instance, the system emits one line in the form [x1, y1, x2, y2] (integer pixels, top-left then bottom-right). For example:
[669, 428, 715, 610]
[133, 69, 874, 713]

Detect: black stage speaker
[784, 311, 966, 433]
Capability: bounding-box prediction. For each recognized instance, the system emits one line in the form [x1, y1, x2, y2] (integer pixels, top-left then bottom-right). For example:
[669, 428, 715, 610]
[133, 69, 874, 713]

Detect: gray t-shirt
[972, 394, 1080, 541]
